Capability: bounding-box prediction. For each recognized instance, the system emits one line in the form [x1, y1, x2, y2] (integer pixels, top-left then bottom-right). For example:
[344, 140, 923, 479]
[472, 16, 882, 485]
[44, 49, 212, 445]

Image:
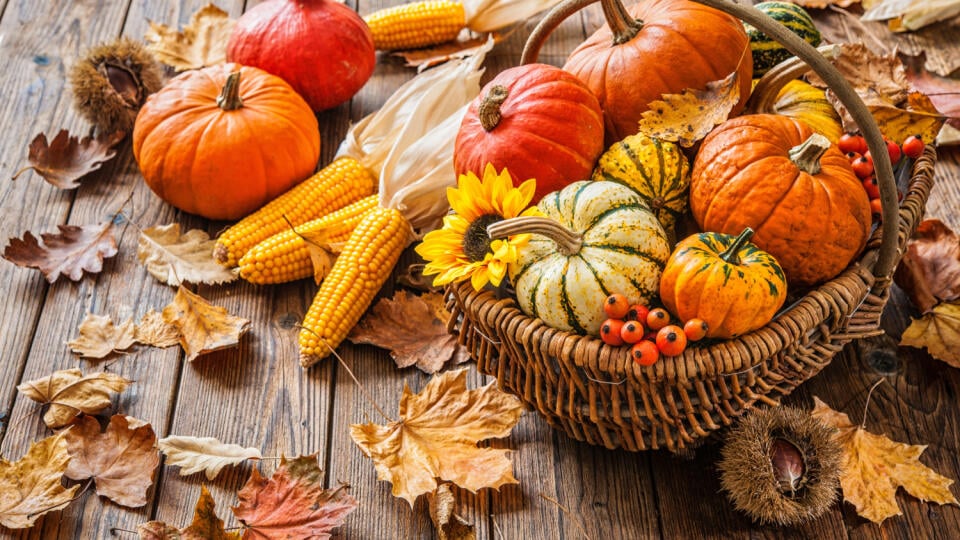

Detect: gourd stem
[217, 71, 243, 111]
[600, 0, 642, 45]
[788, 133, 831, 175]
[719, 228, 755, 266]
[487, 216, 582, 256]
[478, 85, 509, 131]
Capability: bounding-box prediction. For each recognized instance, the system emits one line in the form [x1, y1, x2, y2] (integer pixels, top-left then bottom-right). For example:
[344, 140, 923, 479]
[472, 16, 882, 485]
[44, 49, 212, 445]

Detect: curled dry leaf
[162, 286, 250, 361]
[138, 485, 239, 540]
[10, 129, 124, 189]
[636, 71, 740, 148]
[0, 432, 79, 529]
[158, 435, 261, 480]
[810, 396, 959, 524]
[893, 219, 960, 313]
[3, 221, 118, 282]
[862, 0, 960, 32]
[63, 415, 159, 508]
[231, 455, 357, 539]
[429, 483, 476, 540]
[393, 33, 506, 72]
[135, 309, 181, 348]
[138, 223, 238, 286]
[17, 368, 131, 428]
[348, 290, 469, 374]
[790, 0, 861, 7]
[900, 302, 960, 368]
[350, 368, 523, 506]
[67, 312, 136, 359]
[902, 53, 960, 132]
[145, 3, 235, 72]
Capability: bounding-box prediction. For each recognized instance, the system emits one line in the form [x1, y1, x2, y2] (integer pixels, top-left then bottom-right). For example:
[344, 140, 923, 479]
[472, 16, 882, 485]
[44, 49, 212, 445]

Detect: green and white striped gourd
[745, 2, 821, 77]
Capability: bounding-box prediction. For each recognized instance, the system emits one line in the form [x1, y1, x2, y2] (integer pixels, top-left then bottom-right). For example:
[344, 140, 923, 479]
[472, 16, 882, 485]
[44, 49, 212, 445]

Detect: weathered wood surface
[0, 1, 957, 538]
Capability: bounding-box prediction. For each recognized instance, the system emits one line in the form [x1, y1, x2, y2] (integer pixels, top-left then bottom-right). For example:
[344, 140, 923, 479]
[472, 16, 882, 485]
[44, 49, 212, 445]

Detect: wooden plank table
[0, 1, 958, 538]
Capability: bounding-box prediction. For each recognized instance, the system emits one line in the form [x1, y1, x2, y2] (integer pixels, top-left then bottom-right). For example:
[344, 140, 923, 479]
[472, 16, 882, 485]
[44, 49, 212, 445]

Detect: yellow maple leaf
[810, 396, 959, 524]
[138, 485, 240, 540]
[161, 286, 250, 361]
[901, 301, 960, 368]
[636, 71, 740, 148]
[137, 223, 238, 286]
[144, 4, 235, 72]
[17, 368, 131, 428]
[67, 312, 135, 359]
[350, 369, 524, 507]
[0, 432, 79, 529]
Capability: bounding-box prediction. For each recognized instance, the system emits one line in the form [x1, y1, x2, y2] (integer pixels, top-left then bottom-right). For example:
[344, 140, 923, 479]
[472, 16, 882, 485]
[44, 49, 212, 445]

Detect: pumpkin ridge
[582, 202, 651, 233]
[512, 128, 595, 178]
[584, 243, 666, 270]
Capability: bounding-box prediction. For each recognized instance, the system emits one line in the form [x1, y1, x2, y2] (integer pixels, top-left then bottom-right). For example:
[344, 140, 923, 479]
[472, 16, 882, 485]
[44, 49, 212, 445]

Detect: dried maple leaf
[636, 71, 740, 148]
[863, 0, 960, 32]
[145, 4, 235, 72]
[900, 301, 960, 368]
[67, 312, 136, 359]
[393, 33, 504, 72]
[893, 219, 960, 313]
[10, 129, 124, 189]
[903, 53, 960, 131]
[158, 435, 261, 480]
[0, 432, 79, 529]
[138, 485, 240, 540]
[348, 290, 469, 374]
[138, 223, 237, 286]
[17, 368, 131, 428]
[63, 415, 159, 508]
[3, 221, 118, 282]
[350, 368, 523, 507]
[162, 286, 250, 361]
[231, 455, 357, 539]
[429, 483, 476, 540]
[135, 309, 181, 348]
[811, 396, 959, 524]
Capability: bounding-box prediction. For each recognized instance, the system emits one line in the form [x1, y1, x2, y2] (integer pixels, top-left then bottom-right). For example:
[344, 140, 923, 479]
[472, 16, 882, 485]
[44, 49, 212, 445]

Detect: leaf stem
[10, 165, 35, 181]
[539, 492, 592, 540]
[861, 378, 885, 430]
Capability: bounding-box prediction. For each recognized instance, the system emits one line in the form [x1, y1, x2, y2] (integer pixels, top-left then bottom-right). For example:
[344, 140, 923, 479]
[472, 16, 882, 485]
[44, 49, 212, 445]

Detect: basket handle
[522, 0, 899, 282]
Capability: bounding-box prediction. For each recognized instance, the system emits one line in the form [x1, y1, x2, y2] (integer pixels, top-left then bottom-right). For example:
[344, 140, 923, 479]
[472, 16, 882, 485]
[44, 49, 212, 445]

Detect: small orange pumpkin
[690, 114, 871, 287]
[133, 63, 320, 220]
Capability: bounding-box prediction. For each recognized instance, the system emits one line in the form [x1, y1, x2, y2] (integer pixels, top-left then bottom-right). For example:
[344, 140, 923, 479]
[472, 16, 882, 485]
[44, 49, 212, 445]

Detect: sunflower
[416, 163, 540, 291]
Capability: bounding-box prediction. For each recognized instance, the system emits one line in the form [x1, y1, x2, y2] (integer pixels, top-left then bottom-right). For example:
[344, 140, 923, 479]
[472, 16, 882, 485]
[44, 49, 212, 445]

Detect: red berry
[646, 308, 671, 331]
[852, 157, 874, 179]
[656, 325, 688, 357]
[625, 304, 650, 323]
[885, 139, 901, 166]
[600, 319, 625, 346]
[683, 318, 709, 342]
[838, 132, 867, 155]
[845, 151, 862, 163]
[862, 176, 881, 200]
[870, 198, 883, 216]
[620, 320, 645, 344]
[902, 135, 924, 159]
[603, 293, 630, 319]
[631, 340, 660, 366]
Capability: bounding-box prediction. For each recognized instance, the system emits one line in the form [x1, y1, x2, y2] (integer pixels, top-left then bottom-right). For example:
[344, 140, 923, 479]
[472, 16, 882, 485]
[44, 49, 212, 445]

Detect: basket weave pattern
[447, 147, 936, 452]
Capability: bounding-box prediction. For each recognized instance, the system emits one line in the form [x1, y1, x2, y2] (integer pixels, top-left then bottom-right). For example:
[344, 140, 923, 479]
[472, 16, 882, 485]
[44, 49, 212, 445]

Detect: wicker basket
[445, 0, 939, 452]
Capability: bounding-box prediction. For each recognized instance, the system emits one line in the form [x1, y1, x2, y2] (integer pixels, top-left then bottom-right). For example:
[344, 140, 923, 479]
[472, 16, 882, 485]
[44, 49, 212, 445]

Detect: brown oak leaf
[429, 483, 476, 540]
[138, 485, 240, 540]
[348, 290, 469, 374]
[3, 221, 118, 282]
[162, 286, 250, 361]
[0, 432, 79, 529]
[158, 435, 261, 480]
[893, 219, 960, 313]
[10, 129, 124, 189]
[811, 396, 959, 524]
[636, 71, 740, 148]
[135, 309, 181, 348]
[145, 4, 235, 72]
[231, 455, 357, 539]
[63, 415, 159, 508]
[17, 368, 131, 428]
[138, 223, 238, 286]
[68, 312, 136, 359]
[350, 368, 523, 507]
[900, 301, 960, 368]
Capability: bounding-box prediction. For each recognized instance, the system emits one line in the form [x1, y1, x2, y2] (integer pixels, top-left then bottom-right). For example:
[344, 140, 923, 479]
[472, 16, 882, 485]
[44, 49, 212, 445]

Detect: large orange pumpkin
[454, 63, 605, 202]
[562, 0, 753, 144]
[133, 63, 320, 220]
[689, 114, 872, 287]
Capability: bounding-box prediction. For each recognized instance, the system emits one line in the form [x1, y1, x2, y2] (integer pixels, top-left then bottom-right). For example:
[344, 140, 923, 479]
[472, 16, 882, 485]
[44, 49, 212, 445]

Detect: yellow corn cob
[364, 0, 466, 51]
[237, 194, 380, 285]
[214, 157, 376, 267]
[299, 206, 410, 367]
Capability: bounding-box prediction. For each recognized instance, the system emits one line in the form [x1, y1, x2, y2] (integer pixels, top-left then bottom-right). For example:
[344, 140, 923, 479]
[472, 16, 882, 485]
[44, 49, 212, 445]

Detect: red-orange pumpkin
[563, 0, 753, 144]
[689, 114, 872, 287]
[133, 63, 320, 220]
[454, 63, 605, 202]
[227, 0, 375, 113]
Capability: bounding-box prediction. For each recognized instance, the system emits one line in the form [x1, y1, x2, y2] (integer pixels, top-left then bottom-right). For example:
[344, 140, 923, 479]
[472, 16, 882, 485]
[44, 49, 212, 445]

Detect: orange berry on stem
[625, 304, 650, 322]
[631, 340, 660, 366]
[656, 325, 687, 356]
[620, 320, 645, 344]
[870, 198, 883, 216]
[603, 293, 630, 319]
[600, 319, 625, 346]
[683, 318, 708, 342]
[646, 307, 670, 331]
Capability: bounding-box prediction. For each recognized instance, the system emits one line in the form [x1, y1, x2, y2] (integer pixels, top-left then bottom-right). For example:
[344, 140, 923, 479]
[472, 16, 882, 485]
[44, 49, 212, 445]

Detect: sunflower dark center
[463, 214, 503, 262]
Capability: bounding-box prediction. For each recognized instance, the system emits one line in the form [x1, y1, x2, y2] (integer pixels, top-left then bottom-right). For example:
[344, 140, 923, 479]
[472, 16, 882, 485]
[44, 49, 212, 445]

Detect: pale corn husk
[337, 37, 494, 234]
[462, 0, 565, 33]
[862, 0, 960, 32]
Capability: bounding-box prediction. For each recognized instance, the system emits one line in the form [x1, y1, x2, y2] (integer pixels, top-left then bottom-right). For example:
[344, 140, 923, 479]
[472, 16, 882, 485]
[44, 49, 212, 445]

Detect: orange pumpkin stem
[478, 85, 509, 131]
[600, 0, 642, 45]
[788, 133, 830, 175]
[487, 215, 583, 256]
[217, 71, 244, 111]
[719, 227, 755, 266]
